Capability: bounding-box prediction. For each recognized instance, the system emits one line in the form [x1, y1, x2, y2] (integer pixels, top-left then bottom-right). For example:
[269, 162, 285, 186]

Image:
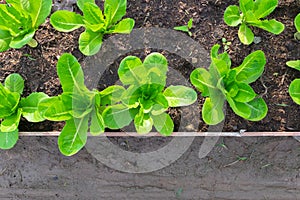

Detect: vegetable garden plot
[0, 0, 299, 156]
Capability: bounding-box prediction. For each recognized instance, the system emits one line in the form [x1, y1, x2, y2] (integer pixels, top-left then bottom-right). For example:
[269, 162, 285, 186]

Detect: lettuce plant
[294, 13, 300, 40]
[287, 61, 300, 105]
[224, 0, 285, 45]
[38, 53, 108, 156]
[50, 0, 135, 56]
[286, 13, 300, 104]
[190, 44, 268, 125]
[0, 74, 48, 149]
[0, 0, 52, 52]
[102, 53, 197, 136]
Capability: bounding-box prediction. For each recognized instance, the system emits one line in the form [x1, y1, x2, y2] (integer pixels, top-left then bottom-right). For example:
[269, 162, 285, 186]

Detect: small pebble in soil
[52, 176, 59, 181]
[120, 141, 127, 147]
[191, 57, 198, 64]
[185, 124, 196, 131]
[52, 0, 77, 11]
[254, 36, 262, 44]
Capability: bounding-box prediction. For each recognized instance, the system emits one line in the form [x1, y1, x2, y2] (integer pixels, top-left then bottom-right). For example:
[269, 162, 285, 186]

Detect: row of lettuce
[0, 0, 299, 156]
[0, 0, 135, 56]
[1, 0, 299, 54]
[0, 47, 270, 156]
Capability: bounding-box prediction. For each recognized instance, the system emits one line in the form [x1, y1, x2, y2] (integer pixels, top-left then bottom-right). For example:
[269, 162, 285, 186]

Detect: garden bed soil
[1, 0, 299, 133]
[1, 0, 300, 199]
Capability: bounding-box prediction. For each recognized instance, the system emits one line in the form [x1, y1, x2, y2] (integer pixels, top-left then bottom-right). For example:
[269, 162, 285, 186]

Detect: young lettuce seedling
[294, 13, 300, 40]
[0, 0, 52, 52]
[222, 38, 232, 51]
[174, 18, 193, 36]
[50, 0, 135, 56]
[190, 44, 268, 125]
[287, 60, 300, 105]
[0, 74, 48, 149]
[224, 0, 285, 45]
[102, 53, 197, 136]
[38, 53, 110, 156]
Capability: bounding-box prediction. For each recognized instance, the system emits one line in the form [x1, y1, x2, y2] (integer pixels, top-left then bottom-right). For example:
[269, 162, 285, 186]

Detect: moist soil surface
[0, 0, 300, 199]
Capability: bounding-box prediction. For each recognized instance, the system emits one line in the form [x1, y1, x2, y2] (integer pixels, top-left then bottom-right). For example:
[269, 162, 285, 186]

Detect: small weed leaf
[174, 18, 193, 36]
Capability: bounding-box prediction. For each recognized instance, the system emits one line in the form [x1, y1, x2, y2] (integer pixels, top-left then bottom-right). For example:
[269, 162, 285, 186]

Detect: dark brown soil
[1, 1, 300, 199]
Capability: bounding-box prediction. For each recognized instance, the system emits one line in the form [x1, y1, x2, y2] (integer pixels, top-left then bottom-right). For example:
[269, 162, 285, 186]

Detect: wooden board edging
[18, 131, 300, 137]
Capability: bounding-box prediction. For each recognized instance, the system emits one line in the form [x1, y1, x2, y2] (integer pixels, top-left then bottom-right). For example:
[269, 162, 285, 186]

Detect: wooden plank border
[18, 131, 300, 137]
